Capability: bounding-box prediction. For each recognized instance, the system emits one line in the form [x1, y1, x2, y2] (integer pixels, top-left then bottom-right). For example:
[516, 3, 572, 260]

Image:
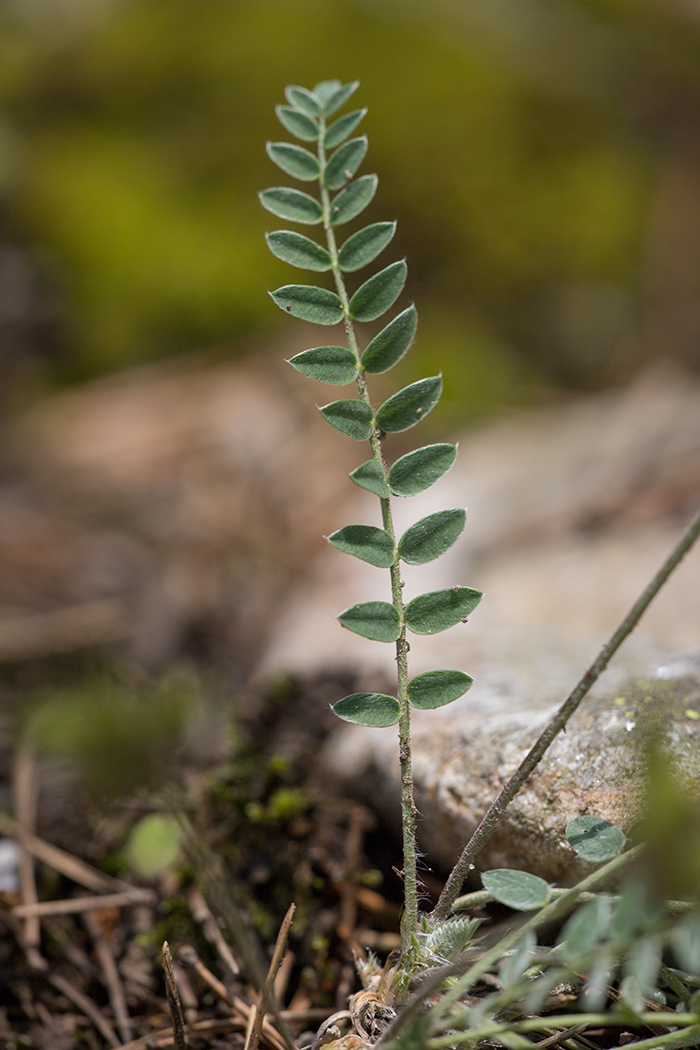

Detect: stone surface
[259, 367, 700, 880]
[321, 668, 700, 885]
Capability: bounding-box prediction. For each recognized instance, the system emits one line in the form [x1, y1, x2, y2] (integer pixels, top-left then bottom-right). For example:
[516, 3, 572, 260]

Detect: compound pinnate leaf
[320, 399, 374, 440]
[265, 231, 331, 271]
[482, 869, 552, 911]
[259, 187, 323, 225]
[275, 105, 318, 142]
[324, 109, 367, 149]
[375, 375, 442, 433]
[399, 509, 466, 565]
[405, 586, 482, 635]
[324, 136, 369, 190]
[407, 669, 474, 710]
[324, 80, 360, 116]
[361, 305, 417, 374]
[348, 459, 390, 498]
[333, 692, 400, 728]
[388, 444, 457, 496]
[328, 525, 395, 568]
[566, 816, 626, 862]
[267, 142, 320, 182]
[337, 601, 401, 642]
[284, 85, 321, 116]
[287, 346, 358, 385]
[270, 285, 343, 324]
[349, 260, 407, 323]
[313, 79, 342, 106]
[330, 175, 378, 225]
[338, 221, 396, 273]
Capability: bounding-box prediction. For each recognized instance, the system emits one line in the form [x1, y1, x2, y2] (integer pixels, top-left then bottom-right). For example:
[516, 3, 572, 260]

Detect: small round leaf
[405, 587, 483, 635]
[388, 444, 457, 497]
[275, 105, 318, 142]
[126, 814, 182, 878]
[320, 399, 373, 440]
[399, 509, 466, 565]
[338, 222, 396, 273]
[375, 376, 442, 433]
[287, 346, 358, 385]
[284, 85, 322, 116]
[481, 869, 551, 911]
[337, 601, 401, 642]
[266, 231, 331, 271]
[333, 692, 400, 728]
[566, 816, 626, 862]
[348, 460, 390, 498]
[328, 525, 395, 568]
[324, 136, 368, 190]
[324, 109, 367, 149]
[269, 285, 343, 325]
[349, 260, 407, 323]
[259, 187, 323, 225]
[267, 142, 320, 182]
[408, 669, 474, 710]
[361, 305, 417, 373]
[330, 175, 378, 225]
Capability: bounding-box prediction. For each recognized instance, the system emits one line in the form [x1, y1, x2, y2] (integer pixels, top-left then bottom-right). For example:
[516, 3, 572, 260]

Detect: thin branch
[432, 506, 700, 921]
[162, 942, 188, 1050]
[245, 903, 296, 1050]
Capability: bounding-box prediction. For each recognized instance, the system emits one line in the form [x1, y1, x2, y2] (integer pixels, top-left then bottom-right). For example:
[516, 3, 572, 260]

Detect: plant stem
[432, 506, 700, 922]
[428, 1018, 700, 1050]
[317, 121, 418, 955]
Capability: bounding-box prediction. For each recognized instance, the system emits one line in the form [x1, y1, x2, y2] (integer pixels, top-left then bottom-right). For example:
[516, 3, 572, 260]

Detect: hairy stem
[432, 506, 700, 922]
[317, 120, 418, 953]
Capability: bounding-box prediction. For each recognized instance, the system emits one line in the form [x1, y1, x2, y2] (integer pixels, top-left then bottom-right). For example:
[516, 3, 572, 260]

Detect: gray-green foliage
[262, 78, 482, 957]
[261, 84, 700, 1046]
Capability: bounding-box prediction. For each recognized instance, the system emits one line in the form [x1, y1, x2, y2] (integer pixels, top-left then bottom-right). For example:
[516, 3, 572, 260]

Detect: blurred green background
[2, 0, 700, 415]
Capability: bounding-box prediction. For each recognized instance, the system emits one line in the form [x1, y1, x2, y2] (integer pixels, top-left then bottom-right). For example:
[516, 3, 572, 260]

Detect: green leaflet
[399, 509, 466, 565]
[405, 586, 483, 635]
[375, 375, 442, 433]
[330, 175, 378, 225]
[361, 305, 417, 373]
[407, 670, 474, 710]
[313, 79, 342, 106]
[349, 260, 407, 323]
[560, 896, 611, 960]
[269, 285, 343, 324]
[566, 817, 626, 862]
[266, 142, 320, 181]
[388, 444, 457, 497]
[337, 601, 401, 642]
[259, 187, 323, 225]
[348, 460, 390, 498]
[324, 137, 369, 190]
[287, 346, 358, 385]
[338, 222, 396, 273]
[324, 109, 367, 149]
[481, 869, 552, 912]
[265, 231, 331, 271]
[327, 525, 395, 568]
[320, 399, 374, 440]
[275, 105, 318, 142]
[333, 692, 400, 728]
[284, 84, 321, 116]
[499, 931, 537, 989]
[323, 80, 360, 116]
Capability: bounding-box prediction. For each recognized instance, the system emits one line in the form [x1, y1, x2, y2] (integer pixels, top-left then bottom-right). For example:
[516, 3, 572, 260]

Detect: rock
[322, 668, 700, 885]
[259, 367, 700, 880]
